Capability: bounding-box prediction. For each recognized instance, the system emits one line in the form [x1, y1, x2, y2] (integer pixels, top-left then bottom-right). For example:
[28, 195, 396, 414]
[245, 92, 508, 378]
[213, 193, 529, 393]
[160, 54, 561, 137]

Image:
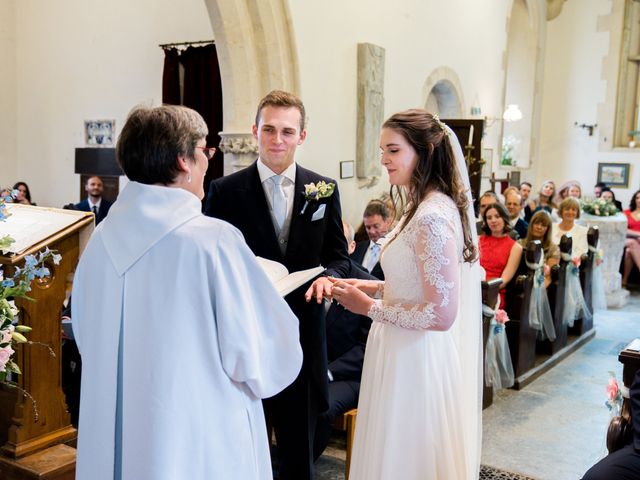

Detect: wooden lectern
[0, 205, 93, 480]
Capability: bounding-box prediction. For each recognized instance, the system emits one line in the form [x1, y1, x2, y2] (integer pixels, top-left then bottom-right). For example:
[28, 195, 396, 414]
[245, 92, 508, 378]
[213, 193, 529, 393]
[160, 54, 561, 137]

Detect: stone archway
[501, 0, 546, 169]
[422, 66, 465, 118]
[202, 0, 300, 174]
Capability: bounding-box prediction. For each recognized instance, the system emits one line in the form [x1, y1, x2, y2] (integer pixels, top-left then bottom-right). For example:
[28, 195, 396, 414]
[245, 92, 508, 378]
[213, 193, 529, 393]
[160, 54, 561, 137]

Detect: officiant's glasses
[196, 146, 217, 160]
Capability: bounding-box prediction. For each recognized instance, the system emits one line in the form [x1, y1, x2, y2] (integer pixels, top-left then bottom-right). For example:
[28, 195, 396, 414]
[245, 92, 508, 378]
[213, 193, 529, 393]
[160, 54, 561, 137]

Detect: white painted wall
[5, 0, 212, 207]
[288, 0, 513, 226]
[0, 0, 17, 186]
[538, 0, 639, 206]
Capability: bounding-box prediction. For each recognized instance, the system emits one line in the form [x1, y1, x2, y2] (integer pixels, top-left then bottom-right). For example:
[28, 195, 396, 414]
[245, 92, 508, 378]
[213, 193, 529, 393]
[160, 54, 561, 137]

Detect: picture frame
[481, 148, 493, 178]
[84, 119, 115, 147]
[597, 162, 630, 188]
[340, 160, 354, 179]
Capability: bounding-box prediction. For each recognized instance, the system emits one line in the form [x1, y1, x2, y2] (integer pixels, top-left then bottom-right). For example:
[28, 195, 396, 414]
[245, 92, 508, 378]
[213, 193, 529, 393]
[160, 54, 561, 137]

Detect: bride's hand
[330, 280, 375, 316]
[328, 277, 381, 296]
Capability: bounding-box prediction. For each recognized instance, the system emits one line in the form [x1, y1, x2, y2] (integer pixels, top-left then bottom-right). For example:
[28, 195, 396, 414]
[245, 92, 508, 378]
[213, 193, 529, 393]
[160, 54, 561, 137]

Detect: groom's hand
[305, 276, 333, 304]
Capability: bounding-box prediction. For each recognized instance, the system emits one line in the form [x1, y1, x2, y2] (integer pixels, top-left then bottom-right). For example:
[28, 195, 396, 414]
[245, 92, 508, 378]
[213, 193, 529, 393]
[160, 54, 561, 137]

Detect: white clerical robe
[72, 181, 302, 480]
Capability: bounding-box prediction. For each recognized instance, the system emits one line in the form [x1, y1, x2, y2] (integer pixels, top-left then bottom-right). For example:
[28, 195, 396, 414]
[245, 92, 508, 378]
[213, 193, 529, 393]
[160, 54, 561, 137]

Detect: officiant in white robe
[72, 105, 302, 480]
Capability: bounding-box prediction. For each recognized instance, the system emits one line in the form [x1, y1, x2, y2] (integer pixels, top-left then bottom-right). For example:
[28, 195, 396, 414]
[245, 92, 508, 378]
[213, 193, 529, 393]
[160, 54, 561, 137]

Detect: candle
[468, 125, 474, 146]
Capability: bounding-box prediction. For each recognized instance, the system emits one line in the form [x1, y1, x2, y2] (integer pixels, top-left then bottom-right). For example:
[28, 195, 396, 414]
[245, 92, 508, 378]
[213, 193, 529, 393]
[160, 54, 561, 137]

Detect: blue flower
[24, 255, 38, 269]
[34, 267, 50, 279]
[2, 279, 15, 288]
[52, 253, 62, 265]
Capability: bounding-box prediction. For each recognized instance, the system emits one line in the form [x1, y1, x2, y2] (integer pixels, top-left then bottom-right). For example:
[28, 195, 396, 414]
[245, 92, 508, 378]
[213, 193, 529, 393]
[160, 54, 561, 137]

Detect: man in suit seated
[74, 176, 112, 225]
[350, 200, 390, 280]
[505, 190, 528, 239]
[313, 221, 375, 460]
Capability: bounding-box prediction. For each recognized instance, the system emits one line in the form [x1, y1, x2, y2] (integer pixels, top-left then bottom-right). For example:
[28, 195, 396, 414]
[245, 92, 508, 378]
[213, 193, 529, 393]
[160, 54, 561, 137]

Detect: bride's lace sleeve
[367, 211, 460, 331]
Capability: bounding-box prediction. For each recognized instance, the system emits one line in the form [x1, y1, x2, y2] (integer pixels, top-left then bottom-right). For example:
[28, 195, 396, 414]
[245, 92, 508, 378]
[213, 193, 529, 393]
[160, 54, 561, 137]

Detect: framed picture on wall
[481, 148, 493, 178]
[340, 160, 354, 179]
[597, 162, 630, 188]
[84, 119, 115, 147]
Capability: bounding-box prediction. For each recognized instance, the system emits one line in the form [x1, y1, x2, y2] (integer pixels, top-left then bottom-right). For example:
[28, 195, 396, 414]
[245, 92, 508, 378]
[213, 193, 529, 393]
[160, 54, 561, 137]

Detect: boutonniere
[300, 181, 335, 214]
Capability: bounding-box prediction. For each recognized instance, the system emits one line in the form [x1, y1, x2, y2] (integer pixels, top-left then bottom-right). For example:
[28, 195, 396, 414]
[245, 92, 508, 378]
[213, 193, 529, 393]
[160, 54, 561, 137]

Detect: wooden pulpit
[0, 204, 93, 479]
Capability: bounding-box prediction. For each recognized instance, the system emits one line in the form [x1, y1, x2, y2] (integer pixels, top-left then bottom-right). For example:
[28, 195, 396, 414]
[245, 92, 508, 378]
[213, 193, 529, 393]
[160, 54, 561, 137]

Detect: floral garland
[605, 372, 623, 416]
[0, 194, 60, 420]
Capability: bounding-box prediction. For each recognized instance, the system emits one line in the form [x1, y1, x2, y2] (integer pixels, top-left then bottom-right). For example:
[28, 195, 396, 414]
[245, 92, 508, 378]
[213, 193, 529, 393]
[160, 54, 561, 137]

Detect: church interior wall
[287, 0, 513, 226]
[538, 0, 639, 206]
[0, 0, 17, 185]
[4, 0, 213, 208]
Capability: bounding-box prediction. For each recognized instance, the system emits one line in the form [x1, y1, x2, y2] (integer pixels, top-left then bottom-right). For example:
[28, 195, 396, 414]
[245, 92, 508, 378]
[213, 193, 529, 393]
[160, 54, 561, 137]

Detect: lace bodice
[368, 192, 463, 330]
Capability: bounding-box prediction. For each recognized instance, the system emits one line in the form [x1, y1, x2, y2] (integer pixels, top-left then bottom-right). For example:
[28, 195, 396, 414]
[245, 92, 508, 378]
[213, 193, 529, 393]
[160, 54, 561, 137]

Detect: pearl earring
[187, 174, 192, 183]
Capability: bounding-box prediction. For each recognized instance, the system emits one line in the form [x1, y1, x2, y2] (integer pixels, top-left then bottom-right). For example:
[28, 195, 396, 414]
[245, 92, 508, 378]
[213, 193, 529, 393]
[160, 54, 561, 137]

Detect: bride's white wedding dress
[349, 191, 481, 480]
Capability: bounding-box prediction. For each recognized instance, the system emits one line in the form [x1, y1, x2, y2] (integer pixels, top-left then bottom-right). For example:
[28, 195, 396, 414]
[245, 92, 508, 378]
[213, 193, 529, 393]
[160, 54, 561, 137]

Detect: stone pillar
[218, 132, 258, 176]
[578, 213, 629, 308]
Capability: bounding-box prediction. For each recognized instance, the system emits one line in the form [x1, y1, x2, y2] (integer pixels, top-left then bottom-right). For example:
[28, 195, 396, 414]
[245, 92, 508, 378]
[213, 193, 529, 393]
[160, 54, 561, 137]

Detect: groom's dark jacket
[205, 161, 350, 410]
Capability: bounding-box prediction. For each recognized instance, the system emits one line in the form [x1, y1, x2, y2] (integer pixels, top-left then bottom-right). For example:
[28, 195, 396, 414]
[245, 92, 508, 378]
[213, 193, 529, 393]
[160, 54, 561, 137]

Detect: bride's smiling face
[380, 128, 418, 187]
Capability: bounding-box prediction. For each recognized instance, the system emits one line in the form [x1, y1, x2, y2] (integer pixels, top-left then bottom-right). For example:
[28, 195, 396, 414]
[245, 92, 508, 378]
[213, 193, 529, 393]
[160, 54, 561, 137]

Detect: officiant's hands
[305, 277, 334, 304]
[329, 278, 375, 316]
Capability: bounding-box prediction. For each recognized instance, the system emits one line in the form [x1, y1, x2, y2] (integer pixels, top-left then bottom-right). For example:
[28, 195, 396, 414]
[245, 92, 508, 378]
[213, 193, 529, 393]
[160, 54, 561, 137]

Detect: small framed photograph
[597, 162, 630, 188]
[84, 119, 115, 147]
[481, 148, 493, 178]
[340, 160, 354, 179]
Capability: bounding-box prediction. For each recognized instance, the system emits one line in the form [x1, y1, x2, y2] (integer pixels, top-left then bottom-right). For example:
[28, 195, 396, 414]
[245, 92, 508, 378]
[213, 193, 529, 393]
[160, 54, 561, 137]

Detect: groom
[205, 90, 350, 480]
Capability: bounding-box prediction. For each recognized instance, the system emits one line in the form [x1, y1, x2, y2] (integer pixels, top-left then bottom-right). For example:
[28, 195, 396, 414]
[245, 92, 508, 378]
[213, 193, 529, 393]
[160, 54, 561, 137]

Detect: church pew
[504, 241, 541, 378]
[481, 278, 503, 409]
[538, 235, 571, 355]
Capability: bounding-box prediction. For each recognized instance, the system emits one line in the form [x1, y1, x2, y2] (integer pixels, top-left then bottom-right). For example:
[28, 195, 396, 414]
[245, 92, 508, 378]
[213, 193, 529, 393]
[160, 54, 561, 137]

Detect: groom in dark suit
[205, 90, 350, 480]
[74, 176, 112, 225]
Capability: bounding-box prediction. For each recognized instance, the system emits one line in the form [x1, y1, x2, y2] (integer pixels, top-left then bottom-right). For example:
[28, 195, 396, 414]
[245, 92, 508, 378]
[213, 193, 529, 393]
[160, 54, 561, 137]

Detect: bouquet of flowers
[0, 195, 14, 253]
[501, 135, 519, 166]
[581, 197, 619, 216]
[605, 372, 623, 416]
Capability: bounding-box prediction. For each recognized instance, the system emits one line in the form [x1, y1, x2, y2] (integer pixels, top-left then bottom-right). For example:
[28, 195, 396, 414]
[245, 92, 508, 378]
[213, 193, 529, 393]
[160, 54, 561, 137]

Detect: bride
[330, 110, 482, 479]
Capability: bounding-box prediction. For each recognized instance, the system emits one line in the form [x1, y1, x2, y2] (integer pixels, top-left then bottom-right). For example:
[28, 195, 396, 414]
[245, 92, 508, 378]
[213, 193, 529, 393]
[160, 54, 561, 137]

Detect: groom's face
[253, 105, 306, 174]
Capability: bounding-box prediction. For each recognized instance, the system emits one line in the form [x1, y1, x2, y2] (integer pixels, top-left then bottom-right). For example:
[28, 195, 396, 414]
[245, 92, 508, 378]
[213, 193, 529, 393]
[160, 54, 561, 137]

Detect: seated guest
[313, 221, 375, 461]
[518, 211, 560, 288]
[477, 190, 499, 234]
[13, 181, 34, 205]
[505, 190, 528, 239]
[601, 187, 623, 212]
[350, 200, 391, 279]
[479, 202, 523, 306]
[554, 180, 582, 205]
[519, 181, 532, 204]
[552, 197, 589, 258]
[74, 176, 112, 225]
[525, 180, 556, 222]
[594, 181, 607, 198]
[623, 190, 640, 287]
[581, 369, 640, 479]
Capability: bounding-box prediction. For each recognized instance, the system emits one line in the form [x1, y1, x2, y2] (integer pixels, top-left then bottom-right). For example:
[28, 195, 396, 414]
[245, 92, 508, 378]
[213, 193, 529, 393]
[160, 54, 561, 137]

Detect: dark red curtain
[162, 48, 181, 105]
[161, 44, 224, 205]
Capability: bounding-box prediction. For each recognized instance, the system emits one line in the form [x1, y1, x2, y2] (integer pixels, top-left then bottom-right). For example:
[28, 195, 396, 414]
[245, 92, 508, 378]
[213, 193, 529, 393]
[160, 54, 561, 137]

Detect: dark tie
[92, 206, 98, 216]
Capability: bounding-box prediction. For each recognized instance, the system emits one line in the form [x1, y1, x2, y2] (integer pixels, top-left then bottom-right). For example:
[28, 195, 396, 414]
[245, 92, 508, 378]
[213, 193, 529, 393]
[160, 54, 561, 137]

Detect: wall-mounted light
[574, 122, 597, 136]
[503, 104, 523, 122]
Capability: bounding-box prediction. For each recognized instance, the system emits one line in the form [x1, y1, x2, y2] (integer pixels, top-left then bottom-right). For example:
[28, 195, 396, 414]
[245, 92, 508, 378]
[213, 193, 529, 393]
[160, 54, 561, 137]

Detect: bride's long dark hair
[383, 109, 477, 263]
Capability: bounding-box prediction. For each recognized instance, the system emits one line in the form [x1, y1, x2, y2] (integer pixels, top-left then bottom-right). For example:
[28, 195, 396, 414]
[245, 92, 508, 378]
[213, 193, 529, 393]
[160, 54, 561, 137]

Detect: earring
[187, 174, 192, 183]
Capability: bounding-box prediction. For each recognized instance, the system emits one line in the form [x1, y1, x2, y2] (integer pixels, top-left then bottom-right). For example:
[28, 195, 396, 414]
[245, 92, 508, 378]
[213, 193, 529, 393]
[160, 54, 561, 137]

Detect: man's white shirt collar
[257, 158, 296, 185]
[88, 197, 102, 209]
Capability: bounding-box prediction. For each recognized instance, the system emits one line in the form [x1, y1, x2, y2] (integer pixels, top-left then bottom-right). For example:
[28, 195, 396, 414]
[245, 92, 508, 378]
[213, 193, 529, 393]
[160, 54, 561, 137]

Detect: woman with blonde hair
[552, 197, 589, 258]
[519, 210, 560, 287]
[525, 180, 556, 222]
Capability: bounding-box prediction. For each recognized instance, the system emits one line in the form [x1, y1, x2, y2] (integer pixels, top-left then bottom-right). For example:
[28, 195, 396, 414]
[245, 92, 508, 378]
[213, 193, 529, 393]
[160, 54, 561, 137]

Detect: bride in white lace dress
[331, 110, 482, 480]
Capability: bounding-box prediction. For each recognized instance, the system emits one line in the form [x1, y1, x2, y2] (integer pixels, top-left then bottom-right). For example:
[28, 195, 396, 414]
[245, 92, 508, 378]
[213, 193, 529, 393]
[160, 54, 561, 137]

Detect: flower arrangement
[605, 372, 623, 415]
[501, 135, 519, 166]
[581, 197, 619, 217]
[300, 181, 335, 214]
[493, 308, 510, 333]
[0, 192, 60, 420]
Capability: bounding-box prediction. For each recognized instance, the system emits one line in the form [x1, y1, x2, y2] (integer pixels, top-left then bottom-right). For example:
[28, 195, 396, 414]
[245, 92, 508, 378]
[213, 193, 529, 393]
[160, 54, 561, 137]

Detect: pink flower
[495, 309, 509, 325]
[571, 257, 581, 268]
[1, 325, 14, 344]
[0, 344, 15, 372]
[607, 378, 619, 402]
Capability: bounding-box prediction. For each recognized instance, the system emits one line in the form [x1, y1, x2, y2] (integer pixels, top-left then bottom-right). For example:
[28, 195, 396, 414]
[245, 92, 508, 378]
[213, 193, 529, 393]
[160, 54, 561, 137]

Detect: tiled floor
[316, 291, 640, 480]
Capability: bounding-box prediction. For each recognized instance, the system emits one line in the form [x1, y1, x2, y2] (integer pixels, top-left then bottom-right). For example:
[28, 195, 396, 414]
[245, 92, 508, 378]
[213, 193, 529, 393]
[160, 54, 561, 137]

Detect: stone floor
[315, 290, 640, 480]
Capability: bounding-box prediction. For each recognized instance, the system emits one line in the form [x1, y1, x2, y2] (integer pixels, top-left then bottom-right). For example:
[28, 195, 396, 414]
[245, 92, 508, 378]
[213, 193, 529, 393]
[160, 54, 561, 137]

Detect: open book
[256, 257, 324, 297]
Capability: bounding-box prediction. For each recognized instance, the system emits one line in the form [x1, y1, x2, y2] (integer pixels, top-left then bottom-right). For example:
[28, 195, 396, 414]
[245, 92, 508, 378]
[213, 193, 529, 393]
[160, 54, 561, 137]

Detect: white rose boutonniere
[300, 181, 335, 214]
